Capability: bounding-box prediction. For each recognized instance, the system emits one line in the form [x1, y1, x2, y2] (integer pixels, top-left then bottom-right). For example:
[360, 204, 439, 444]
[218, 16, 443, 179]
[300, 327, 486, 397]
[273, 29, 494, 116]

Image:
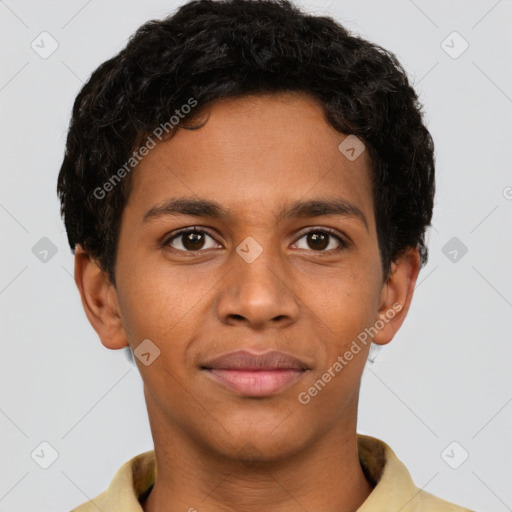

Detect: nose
[215, 244, 301, 330]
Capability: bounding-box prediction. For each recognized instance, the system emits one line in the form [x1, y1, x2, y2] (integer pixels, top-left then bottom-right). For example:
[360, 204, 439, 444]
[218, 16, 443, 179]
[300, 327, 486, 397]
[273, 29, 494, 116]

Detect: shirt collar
[71, 434, 466, 511]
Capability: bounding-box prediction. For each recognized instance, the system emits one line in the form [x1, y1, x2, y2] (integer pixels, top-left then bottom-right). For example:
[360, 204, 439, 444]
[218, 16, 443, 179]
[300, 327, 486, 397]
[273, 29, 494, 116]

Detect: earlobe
[74, 245, 129, 350]
[372, 247, 421, 346]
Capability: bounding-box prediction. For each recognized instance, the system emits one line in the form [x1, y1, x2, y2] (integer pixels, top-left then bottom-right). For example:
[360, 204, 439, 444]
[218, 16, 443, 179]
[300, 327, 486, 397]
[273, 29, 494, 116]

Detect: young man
[57, 0, 473, 510]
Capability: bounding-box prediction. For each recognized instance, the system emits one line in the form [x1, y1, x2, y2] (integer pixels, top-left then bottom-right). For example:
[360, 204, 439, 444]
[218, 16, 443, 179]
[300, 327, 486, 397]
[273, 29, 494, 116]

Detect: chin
[207, 419, 309, 464]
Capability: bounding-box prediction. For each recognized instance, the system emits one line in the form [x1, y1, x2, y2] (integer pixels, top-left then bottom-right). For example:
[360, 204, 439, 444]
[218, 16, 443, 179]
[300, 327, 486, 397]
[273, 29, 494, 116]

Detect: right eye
[164, 228, 221, 252]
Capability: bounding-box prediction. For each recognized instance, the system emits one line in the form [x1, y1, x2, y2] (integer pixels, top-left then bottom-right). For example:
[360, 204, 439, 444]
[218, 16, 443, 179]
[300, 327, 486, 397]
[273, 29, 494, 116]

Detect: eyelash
[163, 226, 349, 254]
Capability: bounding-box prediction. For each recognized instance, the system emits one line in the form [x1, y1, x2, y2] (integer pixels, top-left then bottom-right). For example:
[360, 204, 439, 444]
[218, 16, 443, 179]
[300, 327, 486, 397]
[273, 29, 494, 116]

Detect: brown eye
[294, 229, 346, 252]
[166, 229, 219, 251]
[182, 231, 206, 250]
[306, 232, 329, 250]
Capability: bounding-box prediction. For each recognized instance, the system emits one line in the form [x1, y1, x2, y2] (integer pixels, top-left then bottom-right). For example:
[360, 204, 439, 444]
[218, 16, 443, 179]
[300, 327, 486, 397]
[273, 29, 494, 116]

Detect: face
[82, 92, 418, 462]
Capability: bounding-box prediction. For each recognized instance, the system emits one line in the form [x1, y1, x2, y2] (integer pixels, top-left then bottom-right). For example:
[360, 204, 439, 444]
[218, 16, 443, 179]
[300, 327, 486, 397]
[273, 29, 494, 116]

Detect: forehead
[126, 92, 375, 227]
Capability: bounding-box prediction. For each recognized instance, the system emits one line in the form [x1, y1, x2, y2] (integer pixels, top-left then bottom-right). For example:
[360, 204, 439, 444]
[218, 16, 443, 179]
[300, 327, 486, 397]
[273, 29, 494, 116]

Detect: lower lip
[204, 369, 305, 396]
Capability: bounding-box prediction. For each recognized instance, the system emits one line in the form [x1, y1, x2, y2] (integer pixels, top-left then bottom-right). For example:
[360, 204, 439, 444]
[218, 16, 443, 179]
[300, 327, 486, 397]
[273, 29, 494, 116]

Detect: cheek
[115, 259, 220, 355]
[115, 266, 182, 343]
[304, 264, 381, 350]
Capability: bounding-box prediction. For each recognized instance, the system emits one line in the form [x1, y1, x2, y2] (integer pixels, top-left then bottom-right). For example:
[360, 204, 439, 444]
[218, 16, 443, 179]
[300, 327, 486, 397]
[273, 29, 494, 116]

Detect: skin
[75, 92, 420, 512]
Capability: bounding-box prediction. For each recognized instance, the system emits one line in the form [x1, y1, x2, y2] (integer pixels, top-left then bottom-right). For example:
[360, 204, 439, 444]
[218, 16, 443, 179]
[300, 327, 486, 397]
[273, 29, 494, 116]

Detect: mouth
[201, 350, 309, 397]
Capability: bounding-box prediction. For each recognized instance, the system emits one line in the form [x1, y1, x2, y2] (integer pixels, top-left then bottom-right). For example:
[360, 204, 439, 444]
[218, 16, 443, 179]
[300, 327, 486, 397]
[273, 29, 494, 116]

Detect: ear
[74, 245, 128, 350]
[372, 247, 421, 346]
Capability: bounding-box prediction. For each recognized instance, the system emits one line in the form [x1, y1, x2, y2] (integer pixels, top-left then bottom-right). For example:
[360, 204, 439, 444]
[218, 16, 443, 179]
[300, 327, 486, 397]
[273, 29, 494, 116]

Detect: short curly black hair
[57, 0, 435, 285]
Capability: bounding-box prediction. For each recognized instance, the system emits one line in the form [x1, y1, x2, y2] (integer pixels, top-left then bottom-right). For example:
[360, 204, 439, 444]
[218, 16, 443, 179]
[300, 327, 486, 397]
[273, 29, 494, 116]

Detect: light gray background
[1, 0, 511, 511]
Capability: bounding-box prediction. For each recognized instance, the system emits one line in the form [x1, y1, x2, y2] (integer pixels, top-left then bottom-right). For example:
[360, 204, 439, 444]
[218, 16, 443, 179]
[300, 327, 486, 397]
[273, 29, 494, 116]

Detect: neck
[142, 396, 373, 512]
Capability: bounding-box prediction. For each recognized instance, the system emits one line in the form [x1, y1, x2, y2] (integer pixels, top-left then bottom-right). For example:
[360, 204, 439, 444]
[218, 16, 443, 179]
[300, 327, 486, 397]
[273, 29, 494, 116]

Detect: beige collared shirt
[71, 434, 474, 511]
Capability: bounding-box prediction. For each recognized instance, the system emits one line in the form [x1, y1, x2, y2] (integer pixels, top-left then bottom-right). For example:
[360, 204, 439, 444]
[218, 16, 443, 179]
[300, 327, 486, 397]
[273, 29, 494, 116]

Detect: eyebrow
[143, 197, 368, 231]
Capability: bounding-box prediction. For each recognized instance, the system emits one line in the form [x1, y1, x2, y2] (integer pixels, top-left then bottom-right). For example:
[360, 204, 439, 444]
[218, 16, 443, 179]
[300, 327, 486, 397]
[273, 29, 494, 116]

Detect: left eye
[294, 230, 346, 251]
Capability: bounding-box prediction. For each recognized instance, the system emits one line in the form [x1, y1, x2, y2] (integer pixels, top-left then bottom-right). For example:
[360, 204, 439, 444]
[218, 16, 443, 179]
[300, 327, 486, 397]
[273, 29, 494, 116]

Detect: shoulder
[356, 434, 475, 512]
[410, 488, 476, 512]
[70, 450, 156, 512]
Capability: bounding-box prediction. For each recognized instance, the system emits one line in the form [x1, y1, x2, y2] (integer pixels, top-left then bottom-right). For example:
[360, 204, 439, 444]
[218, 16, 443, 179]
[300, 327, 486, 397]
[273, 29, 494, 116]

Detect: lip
[201, 350, 309, 397]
